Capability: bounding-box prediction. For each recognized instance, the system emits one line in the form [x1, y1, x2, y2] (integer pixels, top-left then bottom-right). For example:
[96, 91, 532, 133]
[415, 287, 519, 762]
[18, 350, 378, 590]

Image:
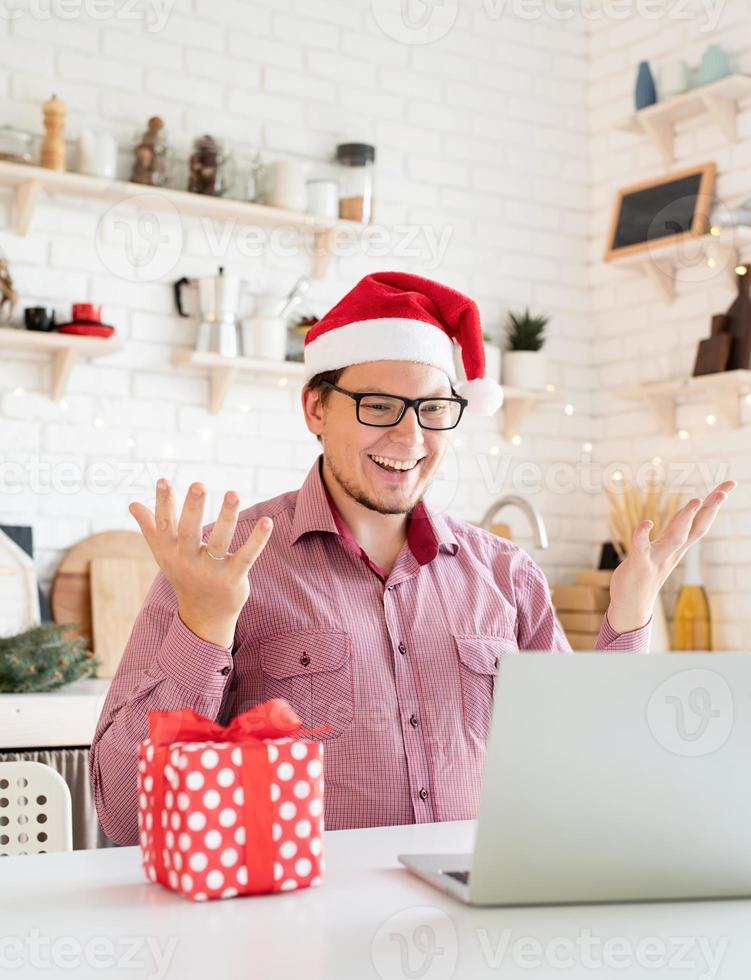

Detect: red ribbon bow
[144, 699, 326, 898]
[148, 698, 307, 748]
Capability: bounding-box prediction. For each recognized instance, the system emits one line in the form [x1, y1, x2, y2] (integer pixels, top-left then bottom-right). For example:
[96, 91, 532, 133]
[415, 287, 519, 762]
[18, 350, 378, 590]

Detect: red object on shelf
[56, 322, 115, 337]
[72, 303, 102, 323]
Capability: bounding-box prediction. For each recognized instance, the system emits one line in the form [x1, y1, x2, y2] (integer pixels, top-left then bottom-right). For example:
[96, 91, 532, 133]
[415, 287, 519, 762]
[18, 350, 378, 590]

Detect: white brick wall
[5, 1, 741, 646]
[589, 1, 751, 648]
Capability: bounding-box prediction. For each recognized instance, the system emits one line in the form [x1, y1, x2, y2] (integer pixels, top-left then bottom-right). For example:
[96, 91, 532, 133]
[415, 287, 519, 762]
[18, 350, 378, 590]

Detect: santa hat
[303, 271, 503, 416]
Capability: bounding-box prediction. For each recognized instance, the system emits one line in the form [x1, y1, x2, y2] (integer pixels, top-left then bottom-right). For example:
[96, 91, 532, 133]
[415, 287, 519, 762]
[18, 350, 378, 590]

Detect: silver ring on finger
[205, 547, 227, 561]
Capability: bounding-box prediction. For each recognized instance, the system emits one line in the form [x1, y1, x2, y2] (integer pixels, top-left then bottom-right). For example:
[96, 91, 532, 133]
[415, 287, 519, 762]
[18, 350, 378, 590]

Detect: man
[90, 272, 735, 845]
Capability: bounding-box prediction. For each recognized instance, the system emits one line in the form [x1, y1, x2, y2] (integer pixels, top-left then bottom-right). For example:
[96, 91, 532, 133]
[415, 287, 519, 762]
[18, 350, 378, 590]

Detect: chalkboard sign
[604, 163, 716, 261]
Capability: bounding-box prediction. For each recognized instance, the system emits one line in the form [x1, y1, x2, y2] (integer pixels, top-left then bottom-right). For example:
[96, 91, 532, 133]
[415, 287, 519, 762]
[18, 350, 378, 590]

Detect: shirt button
[219, 665, 231, 675]
[300, 654, 311, 667]
[409, 713, 419, 728]
[398, 641, 406, 655]
[418, 787, 428, 801]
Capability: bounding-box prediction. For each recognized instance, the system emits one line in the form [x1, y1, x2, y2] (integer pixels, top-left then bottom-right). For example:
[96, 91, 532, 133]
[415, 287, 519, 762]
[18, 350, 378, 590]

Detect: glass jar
[131, 116, 173, 187]
[0, 126, 34, 164]
[188, 135, 234, 197]
[336, 143, 375, 224]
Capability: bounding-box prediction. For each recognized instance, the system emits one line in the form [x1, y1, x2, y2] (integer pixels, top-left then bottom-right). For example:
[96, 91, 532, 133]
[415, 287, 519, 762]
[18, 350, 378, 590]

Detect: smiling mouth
[368, 453, 423, 472]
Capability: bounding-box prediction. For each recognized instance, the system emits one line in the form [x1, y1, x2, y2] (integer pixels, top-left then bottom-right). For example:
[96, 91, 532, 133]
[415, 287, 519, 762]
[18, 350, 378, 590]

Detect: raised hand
[607, 480, 736, 634]
[129, 479, 273, 647]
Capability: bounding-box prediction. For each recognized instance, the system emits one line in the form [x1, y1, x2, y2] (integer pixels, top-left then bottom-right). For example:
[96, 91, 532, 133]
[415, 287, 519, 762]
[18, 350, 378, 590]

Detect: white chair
[0, 761, 73, 856]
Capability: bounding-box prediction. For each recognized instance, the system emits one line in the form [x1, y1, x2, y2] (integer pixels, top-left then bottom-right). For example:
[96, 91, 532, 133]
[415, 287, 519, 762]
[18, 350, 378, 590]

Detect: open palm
[607, 480, 737, 633]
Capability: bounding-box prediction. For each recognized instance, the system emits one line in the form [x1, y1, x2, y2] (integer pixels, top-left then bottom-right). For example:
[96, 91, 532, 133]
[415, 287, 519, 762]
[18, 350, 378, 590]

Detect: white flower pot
[501, 350, 547, 390]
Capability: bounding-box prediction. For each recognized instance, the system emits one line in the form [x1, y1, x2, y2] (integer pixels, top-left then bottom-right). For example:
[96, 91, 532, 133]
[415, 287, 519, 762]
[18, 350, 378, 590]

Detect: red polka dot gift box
[137, 698, 327, 902]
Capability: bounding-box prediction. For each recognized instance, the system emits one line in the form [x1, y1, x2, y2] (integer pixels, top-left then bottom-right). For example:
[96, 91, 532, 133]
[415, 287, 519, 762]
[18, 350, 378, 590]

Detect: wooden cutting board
[90, 557, 159, 677]
[50, 531, 156, 648]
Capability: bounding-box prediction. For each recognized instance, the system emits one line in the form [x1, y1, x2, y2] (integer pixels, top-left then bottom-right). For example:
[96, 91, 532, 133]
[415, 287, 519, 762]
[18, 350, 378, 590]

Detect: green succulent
[504, 308, 549, 352]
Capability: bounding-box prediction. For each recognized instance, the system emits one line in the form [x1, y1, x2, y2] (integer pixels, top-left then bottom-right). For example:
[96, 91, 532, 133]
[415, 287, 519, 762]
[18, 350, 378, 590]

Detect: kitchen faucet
[479, 494, 549, 550]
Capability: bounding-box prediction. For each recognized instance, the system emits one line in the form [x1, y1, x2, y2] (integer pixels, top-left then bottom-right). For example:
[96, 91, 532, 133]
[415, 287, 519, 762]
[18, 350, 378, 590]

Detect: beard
[324, 449, 427, 516]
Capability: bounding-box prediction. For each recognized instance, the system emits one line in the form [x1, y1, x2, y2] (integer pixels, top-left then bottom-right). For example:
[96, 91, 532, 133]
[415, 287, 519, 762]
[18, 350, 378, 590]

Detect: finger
[631, 520, 653, 554]
[128, 501, 156, 545]
[204, 490, 241, 558]
[230, 516, 274, 571]
[129, 501, 168, 569]
[154, 478, 177, 540]
[684, 484, 734, 545]
[176, 482, 207, 555]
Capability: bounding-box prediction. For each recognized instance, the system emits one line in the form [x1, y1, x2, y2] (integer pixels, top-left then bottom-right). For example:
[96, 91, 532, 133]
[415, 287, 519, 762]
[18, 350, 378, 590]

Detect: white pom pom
[455, 377, 504, 416]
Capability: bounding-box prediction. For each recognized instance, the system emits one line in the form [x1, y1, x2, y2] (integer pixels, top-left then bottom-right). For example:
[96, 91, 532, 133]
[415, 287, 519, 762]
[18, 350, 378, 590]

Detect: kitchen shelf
[0, 326, 123, 401]
[499, 386, 563, 440]
[613, 369, 751, 436]
[606, 226, 751, 304]
[172, 349, 305, 414]
[616, 74, 751, 165]
[0, 160, 361, 278]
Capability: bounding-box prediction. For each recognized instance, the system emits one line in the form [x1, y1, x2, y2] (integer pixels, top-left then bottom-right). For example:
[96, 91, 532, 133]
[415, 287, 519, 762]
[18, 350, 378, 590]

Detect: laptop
[399, 652, 751, 905]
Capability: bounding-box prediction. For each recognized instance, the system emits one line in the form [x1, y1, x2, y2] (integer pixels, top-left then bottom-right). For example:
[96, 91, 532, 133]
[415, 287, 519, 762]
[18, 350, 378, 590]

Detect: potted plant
[501, 307, 549, 390]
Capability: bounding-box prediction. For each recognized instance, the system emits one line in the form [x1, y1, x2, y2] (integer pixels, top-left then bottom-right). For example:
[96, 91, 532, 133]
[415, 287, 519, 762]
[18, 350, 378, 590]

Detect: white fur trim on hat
[303, 318, 457, 384]
[455, 377, 504, 416]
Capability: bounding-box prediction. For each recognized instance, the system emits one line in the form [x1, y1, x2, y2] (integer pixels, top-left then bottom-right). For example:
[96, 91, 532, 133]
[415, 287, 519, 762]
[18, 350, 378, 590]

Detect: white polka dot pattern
[137, 735, 324, 902]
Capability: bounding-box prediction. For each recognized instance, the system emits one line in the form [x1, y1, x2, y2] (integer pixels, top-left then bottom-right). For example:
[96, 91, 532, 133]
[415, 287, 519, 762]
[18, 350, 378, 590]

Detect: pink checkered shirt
[90, 455, 650, 845]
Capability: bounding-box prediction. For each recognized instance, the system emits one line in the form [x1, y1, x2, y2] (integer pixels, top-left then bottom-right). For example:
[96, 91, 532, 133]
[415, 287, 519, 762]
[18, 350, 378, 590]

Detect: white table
[1, 819, 750, 979]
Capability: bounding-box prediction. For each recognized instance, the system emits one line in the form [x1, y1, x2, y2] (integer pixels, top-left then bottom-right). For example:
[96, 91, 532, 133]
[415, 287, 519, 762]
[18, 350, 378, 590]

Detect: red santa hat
[303, 271, 504, 416]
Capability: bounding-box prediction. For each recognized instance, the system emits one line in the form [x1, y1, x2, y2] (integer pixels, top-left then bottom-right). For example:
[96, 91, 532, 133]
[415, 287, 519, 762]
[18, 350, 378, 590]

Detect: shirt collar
[290, 454, 459, 563]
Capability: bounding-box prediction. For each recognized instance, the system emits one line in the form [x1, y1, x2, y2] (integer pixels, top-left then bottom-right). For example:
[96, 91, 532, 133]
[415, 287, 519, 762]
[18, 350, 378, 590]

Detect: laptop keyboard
[444, 870, 470, 885]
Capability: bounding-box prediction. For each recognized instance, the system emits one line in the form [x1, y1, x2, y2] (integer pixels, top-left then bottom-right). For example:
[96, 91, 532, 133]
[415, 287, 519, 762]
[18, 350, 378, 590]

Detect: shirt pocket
[259, 629, 354, 739]
[453, 633, 517, 742]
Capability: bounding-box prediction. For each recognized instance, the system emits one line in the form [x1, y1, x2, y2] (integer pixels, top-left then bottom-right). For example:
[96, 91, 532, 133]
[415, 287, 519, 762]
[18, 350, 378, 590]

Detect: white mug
[266, 160, 307, 211]
[243, 315, 287, 361]
[306, 179, 339, 219]
[77, 129, 117, 178]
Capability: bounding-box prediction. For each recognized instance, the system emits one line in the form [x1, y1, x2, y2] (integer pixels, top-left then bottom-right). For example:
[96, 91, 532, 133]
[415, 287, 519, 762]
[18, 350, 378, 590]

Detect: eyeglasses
[320, 381, 467, 430]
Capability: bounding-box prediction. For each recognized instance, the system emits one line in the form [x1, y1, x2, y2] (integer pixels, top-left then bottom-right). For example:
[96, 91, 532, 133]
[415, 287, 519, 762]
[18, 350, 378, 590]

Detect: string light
[564, 403, 574, 416]
[545, 383, 556, 393]
[453, 437, 464, 449]
[239, 404, 250, 413]
[197, 426, 213, 441]
[93, 417, 105, 429]
[706, 414, 716, 426]
[583, 442, 592, 453]
[489, 445, 500, 456]
[677, 429, 689, 440]
[127, 436, 135, 449]
[278, 377, 289, 387]
[12, 387, 24, 397]
[511, 434, 522, 446]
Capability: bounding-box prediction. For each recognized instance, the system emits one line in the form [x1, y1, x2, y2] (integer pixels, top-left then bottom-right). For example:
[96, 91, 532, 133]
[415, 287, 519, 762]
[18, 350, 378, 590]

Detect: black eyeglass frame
[319, 380, 468, 430]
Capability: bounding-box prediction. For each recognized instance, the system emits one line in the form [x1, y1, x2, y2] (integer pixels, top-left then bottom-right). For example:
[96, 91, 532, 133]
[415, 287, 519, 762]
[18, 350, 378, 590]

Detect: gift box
[137, 698, 326, 901]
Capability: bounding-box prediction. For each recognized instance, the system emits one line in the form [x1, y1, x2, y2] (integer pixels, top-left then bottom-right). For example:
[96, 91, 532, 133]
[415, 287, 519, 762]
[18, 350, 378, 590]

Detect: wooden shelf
[606, 226, 751, 303]
[613, 369, 751, 436]
[172, 349, 305, 414]
[0, 326, 123, 401]
[616, 74, 751, 164]
[0, 160, 363, 278]
[499, 386, 563, 441]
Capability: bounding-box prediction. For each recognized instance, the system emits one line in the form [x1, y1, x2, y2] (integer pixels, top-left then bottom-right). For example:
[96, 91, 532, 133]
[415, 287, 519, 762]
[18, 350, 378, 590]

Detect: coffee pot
[174, 267, 243, 357]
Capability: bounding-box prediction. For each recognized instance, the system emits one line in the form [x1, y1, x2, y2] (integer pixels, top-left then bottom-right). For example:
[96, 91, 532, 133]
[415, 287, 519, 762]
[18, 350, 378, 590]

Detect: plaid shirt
[90, 455, 650, 845]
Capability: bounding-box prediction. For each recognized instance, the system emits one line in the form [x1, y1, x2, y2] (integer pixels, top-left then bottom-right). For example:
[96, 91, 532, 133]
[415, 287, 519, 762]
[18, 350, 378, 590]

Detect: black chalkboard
[604, 163, 715, 261]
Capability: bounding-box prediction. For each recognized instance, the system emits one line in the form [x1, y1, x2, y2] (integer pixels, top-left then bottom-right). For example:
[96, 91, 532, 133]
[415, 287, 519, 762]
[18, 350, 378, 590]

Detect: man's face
[308, 360, 453, 516]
